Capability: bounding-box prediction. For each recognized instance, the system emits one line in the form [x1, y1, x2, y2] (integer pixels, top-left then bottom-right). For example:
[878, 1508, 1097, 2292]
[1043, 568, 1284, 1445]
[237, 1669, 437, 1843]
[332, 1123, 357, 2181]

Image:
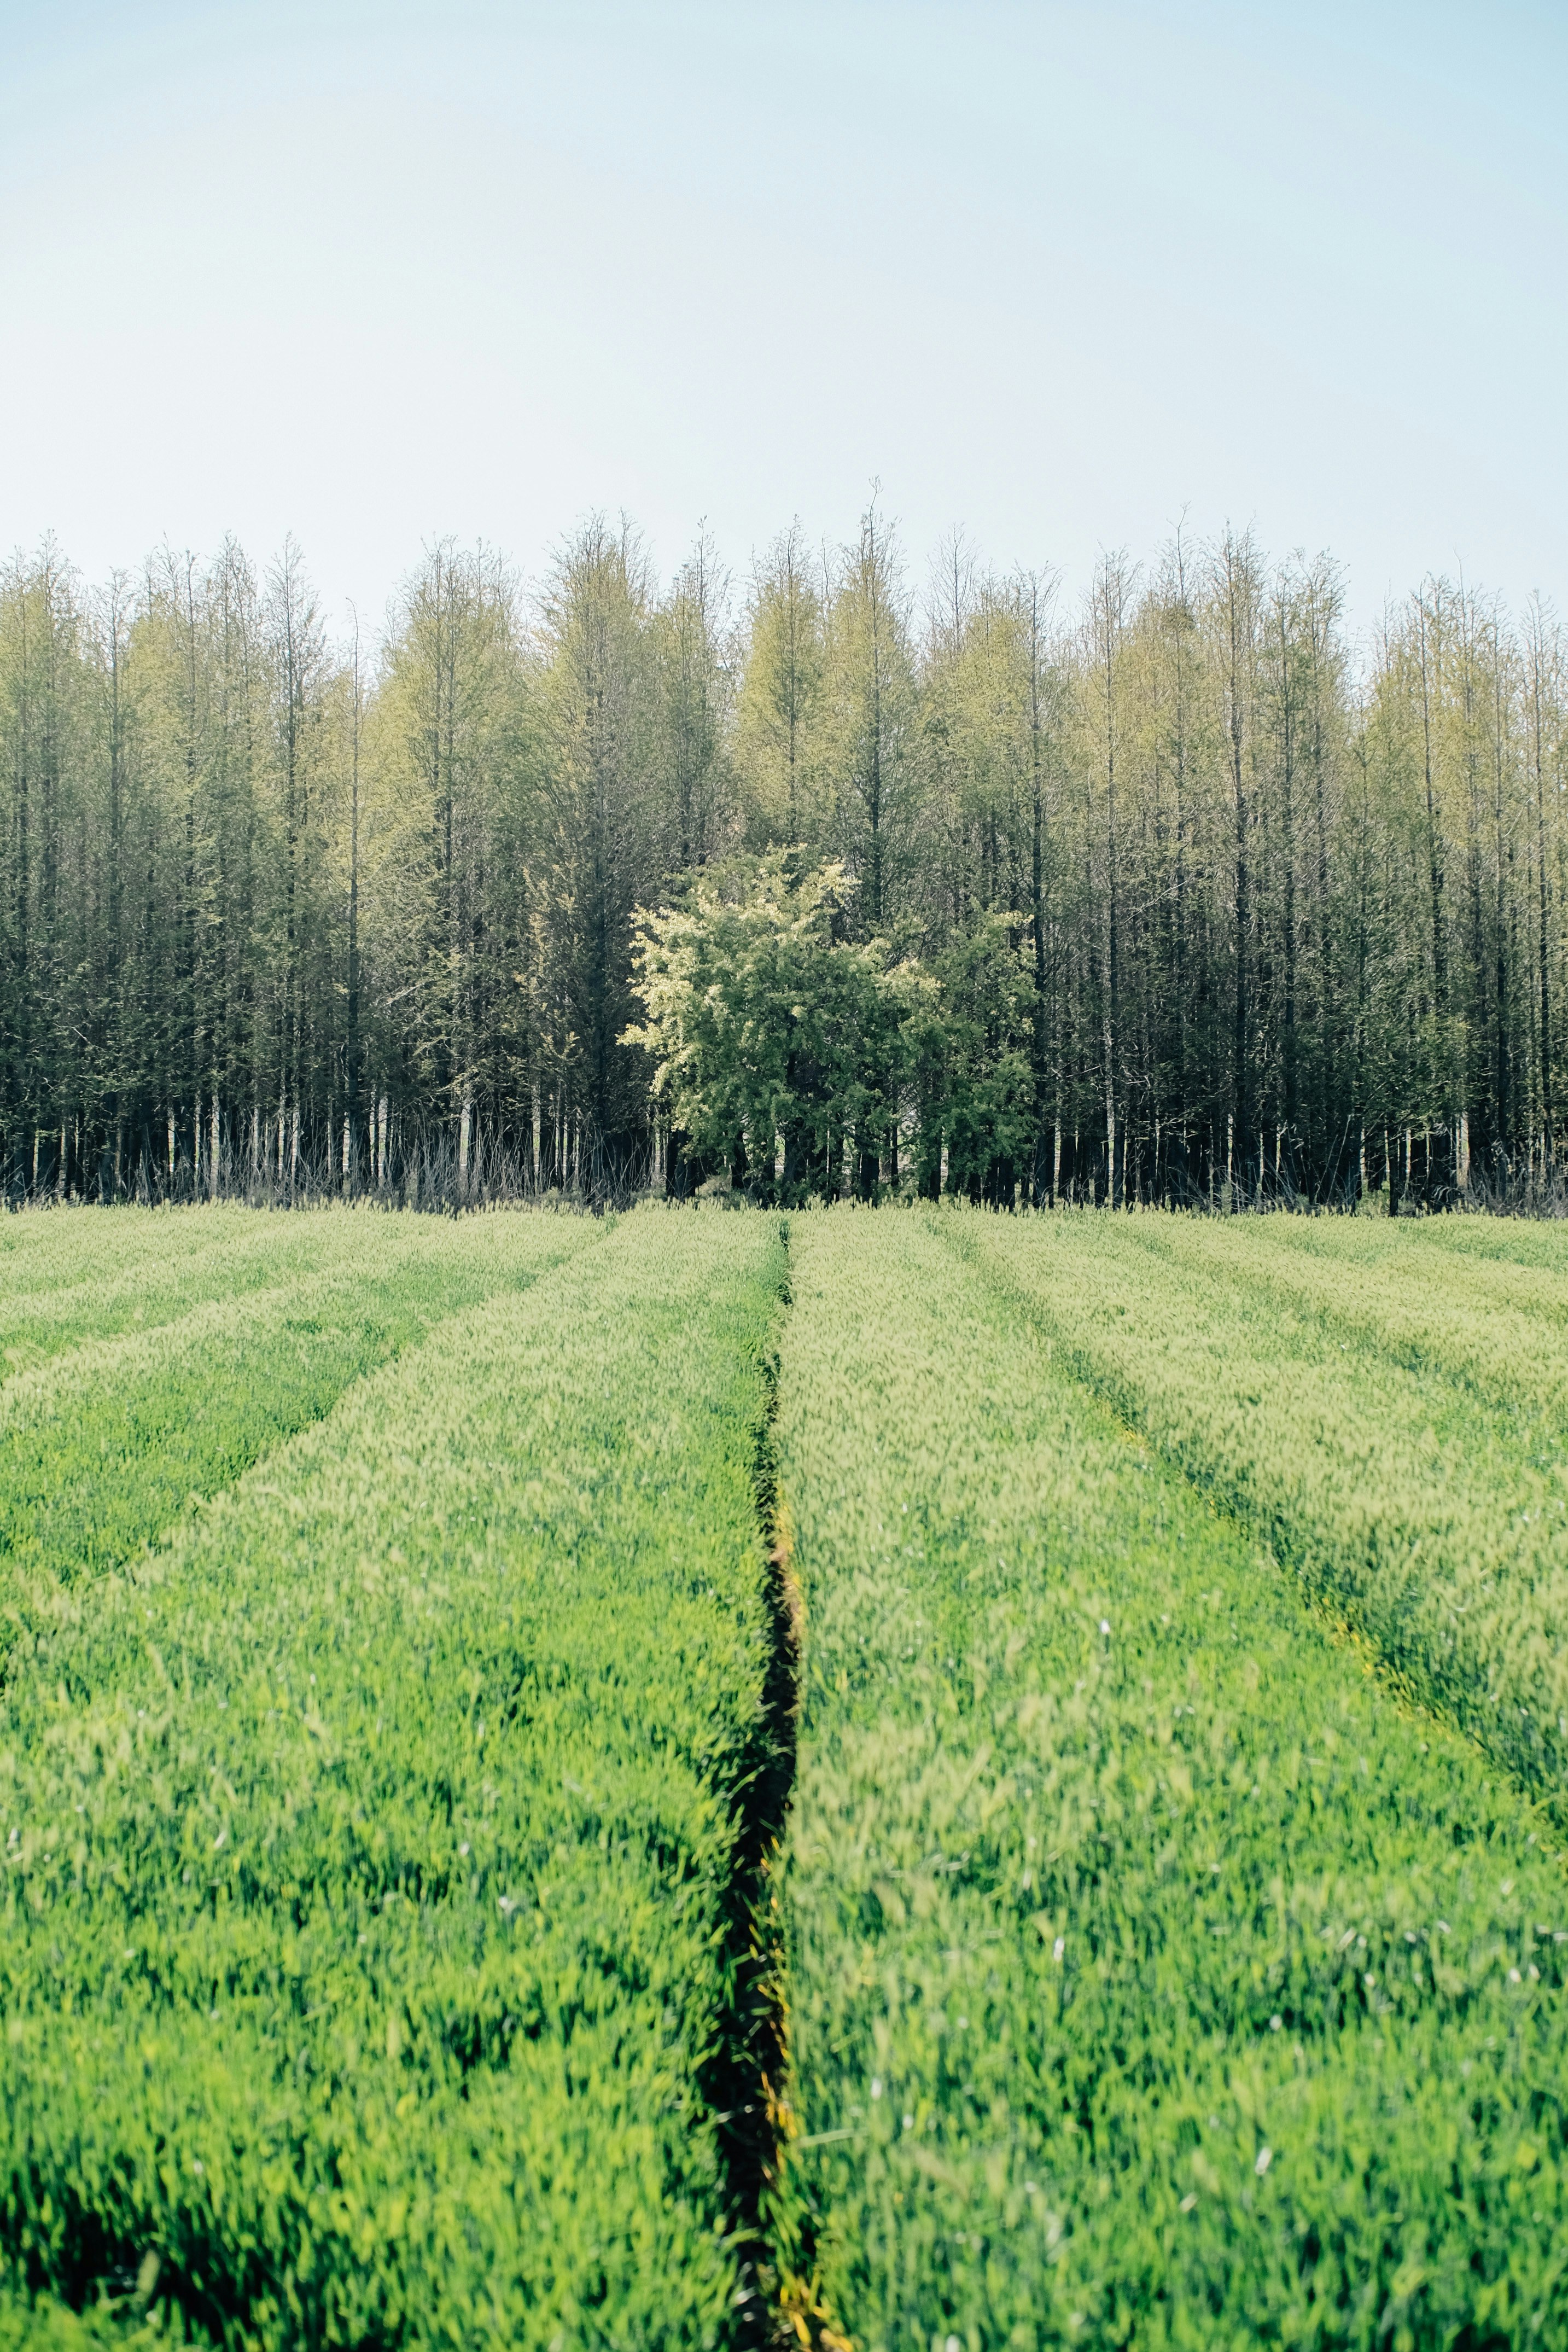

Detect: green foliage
[0, 2285, 177, 2349]
[776, 1207, 1568, 2351]
[0, 1209, 261, 1321]
[13, 1197, 1568, 2352]
[627, 860, 1034, 1202]
[0, 1208, 787, 2350]
[626, 853, 910, 1200]
[0, 1211, 587, 1621]
[905, 915, 1036, 1200]
[975, 1210, 1568, 1814]
[4, 519, 1567, 1209]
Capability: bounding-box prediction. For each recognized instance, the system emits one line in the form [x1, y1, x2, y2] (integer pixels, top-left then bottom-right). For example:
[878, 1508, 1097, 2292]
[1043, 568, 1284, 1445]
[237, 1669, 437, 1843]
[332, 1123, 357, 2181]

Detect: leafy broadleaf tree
[624, 852, 906, 1202]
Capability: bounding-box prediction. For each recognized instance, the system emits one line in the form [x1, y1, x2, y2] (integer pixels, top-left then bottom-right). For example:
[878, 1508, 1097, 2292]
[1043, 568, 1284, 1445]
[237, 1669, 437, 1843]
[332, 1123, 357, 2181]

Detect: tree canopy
[1, 508, 1564, 1208]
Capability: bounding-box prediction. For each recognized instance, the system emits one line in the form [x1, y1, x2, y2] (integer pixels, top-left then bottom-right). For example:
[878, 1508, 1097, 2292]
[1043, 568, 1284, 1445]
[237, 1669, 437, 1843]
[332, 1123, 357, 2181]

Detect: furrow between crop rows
[703, 1220, 808, 2347]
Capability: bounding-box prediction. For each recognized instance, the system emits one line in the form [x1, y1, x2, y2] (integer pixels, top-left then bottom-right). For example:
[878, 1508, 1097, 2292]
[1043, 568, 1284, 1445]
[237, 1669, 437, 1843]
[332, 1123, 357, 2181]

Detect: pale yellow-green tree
[733, 520, 828, 853]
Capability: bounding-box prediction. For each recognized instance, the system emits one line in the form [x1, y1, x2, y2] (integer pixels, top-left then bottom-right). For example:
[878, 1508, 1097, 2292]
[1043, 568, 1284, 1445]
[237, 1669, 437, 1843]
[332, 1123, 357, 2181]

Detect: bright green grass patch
[0, 1207, 541, 1381]
[776, 1206, 1568, 2352]
[0, 1207, 261, 1302]
[0, 1214, 592, 1650]
[1407, 1216, 1568, 1276]
[0, 1209, 785, 2351]
[0, 2289, 167, 2350]
[972, 1210, 1568, 1816]
[1103, 1212, 1568, 1428]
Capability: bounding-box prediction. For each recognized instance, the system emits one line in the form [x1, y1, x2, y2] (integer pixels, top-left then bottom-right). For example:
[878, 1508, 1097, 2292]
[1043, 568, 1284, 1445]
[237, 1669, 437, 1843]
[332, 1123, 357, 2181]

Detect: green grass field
[1, 1202, 1566, 2351]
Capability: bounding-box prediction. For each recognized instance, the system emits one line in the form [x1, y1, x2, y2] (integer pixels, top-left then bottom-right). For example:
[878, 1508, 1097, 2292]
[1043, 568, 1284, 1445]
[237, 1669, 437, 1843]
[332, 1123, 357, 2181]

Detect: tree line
[2, 506, 1563, 1210]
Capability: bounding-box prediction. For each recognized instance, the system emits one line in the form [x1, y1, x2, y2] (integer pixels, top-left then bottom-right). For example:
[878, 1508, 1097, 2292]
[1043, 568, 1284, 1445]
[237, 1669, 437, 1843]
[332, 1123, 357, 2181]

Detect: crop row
[1111, 1210, 1568, 1426]
[1395, 1215, 1568, 1275]
[0, 1211, 587, 1621]
[0, 1210, 786, 2349]
[0, 1205, 594, 1379]
[967, 1211, 1568, 1814]
[0, 1207, 264, 1337]
[775, 1207, 1568, 2351]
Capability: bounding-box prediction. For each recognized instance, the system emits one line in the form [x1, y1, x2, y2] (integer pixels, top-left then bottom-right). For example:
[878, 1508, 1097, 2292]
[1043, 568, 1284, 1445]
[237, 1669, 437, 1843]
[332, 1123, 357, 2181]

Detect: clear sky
[2, 0, 1563, 633]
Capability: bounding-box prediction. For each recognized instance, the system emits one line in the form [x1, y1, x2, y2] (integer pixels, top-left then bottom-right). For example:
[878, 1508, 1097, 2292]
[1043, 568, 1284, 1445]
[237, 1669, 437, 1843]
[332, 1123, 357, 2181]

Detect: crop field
[2, 1203, 1568, 2351]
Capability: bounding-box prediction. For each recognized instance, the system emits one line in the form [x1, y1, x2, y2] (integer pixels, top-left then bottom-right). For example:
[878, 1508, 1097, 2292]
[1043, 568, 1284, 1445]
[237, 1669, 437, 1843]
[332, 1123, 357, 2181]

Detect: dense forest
[1, 507, 1563, 1210]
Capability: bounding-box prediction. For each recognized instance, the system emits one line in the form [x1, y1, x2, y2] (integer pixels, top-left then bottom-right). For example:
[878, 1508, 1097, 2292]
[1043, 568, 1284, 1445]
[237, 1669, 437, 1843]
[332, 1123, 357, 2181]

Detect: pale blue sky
[2, 0, 1564, 631]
